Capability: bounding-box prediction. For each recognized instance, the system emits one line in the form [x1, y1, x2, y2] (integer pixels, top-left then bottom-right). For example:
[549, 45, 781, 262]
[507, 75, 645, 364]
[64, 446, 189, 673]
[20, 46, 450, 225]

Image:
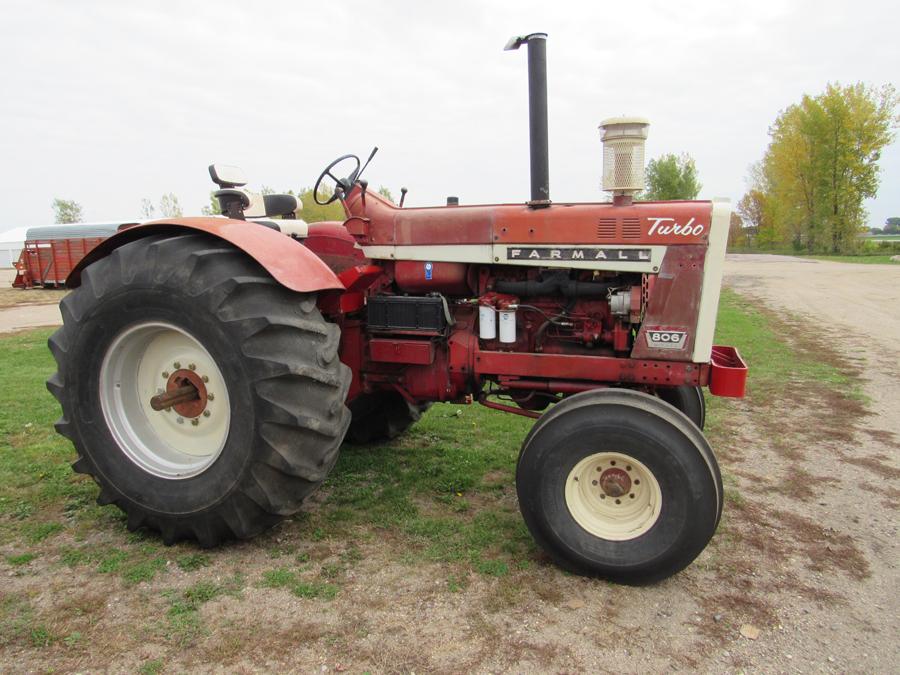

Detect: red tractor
[48, 34, 746, 583]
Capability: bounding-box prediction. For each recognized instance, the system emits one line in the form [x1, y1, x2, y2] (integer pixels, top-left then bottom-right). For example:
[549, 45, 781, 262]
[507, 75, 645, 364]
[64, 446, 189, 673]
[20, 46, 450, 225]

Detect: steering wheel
[313, 154, 361, 205]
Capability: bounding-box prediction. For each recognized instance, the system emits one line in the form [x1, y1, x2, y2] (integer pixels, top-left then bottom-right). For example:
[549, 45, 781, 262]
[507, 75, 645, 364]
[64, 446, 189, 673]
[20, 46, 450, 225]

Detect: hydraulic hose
[494, 274, 618, 298]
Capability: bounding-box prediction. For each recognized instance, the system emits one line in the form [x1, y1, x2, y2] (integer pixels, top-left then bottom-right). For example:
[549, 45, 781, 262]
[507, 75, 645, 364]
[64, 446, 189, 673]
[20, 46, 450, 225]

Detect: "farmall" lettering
[507, 248, 652, 261]
[647, 217, 705, 237]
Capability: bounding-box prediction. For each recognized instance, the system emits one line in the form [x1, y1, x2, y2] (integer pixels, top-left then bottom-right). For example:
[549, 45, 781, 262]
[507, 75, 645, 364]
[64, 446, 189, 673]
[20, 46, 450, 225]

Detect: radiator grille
[622, 217, 641, 239]
[596, 218, 617, 240]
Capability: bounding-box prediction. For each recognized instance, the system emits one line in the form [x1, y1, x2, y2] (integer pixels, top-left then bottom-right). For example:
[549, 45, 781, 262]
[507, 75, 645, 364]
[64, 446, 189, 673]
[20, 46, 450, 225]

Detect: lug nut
[162, 371, 169, 378]
[203, 410, 210, 417]
[208, 393, 215, 401]
[174, 362, 181, 369]
[191, 418, 199, 426]
[202, 375, 209, 383]
[189, 363, 196, 371]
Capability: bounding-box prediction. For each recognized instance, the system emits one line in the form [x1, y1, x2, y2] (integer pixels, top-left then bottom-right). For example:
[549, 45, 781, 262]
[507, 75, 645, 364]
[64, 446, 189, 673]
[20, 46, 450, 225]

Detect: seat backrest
[263, 194, 301, 218]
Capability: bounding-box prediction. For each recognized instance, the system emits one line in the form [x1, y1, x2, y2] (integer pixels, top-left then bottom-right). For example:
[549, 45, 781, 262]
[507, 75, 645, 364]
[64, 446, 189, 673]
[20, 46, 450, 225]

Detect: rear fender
[66, 217, 345, 293]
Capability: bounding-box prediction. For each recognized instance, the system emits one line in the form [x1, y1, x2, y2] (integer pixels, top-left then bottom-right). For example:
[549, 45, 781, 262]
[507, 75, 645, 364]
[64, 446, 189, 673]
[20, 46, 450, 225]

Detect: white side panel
[495, 244, 665, 273]
[691, 200, 731, 362]
[361, 243, 666, 273]
[360, 244, 493, 262]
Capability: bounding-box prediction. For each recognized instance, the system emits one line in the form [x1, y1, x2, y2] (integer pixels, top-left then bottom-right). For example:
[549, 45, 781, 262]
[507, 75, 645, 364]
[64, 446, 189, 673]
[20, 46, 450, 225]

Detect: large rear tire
[47, 233, 351, 546]
[516, 389, 721, 583]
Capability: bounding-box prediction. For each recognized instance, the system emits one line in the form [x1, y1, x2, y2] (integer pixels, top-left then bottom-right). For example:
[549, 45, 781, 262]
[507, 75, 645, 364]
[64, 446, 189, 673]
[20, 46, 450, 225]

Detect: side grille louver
[622, 218, 641, 239]
[596, 218, 616, 240]
[596, 217, 643, 240]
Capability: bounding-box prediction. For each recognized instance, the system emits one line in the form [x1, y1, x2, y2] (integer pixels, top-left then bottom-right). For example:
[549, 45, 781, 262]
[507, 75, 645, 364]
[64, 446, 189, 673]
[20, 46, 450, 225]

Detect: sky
[1, 0, 898, 231]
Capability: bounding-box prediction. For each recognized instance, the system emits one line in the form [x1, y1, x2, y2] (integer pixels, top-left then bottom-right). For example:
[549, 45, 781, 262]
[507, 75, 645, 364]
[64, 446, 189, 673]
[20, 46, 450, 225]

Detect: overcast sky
[1, 0, 898, 230]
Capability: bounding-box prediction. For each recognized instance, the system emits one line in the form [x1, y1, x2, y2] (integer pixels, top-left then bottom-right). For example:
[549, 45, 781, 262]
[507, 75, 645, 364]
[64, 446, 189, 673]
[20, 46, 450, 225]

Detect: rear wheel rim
[99, 321, 231, 479]
[564, 451, 662, 541]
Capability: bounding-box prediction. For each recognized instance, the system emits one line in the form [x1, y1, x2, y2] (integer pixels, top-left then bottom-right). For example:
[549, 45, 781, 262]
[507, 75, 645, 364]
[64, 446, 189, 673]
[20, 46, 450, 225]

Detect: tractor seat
[263, 193, 300, 218]
[213, 189, 301, 219]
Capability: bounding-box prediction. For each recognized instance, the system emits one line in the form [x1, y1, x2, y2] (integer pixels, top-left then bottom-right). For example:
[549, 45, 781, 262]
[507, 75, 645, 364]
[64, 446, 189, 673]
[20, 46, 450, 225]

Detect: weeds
[5, 552, 37, 566]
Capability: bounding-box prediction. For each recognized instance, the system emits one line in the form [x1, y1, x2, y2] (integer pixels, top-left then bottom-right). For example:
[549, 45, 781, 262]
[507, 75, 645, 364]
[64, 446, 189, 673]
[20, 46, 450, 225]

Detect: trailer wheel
[516, 389, 721, 583]
[657, 385, 706, 429]
[347, 392, 428, 444]
[47, 233, 351, 546]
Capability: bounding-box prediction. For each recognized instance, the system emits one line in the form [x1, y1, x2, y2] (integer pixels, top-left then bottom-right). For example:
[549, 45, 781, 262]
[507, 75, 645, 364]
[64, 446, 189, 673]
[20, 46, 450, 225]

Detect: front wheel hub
[599, 468, 631, 498]
[565, 451, 662, 541]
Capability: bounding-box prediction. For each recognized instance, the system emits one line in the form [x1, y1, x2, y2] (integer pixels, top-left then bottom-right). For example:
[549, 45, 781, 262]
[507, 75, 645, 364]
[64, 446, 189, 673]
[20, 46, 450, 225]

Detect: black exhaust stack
[505, 32, 550, 207]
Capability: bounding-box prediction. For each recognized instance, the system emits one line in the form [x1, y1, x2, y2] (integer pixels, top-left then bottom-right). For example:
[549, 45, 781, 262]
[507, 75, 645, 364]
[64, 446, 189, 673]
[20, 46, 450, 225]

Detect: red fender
[66, 217, 345, 293]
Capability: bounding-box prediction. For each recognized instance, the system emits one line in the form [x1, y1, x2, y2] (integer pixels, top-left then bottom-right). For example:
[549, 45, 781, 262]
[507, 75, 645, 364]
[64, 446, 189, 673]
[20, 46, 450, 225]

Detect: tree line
[734, 83, 898, 254]
[51, 193, 184, 224]
[51, 187, 396, 225]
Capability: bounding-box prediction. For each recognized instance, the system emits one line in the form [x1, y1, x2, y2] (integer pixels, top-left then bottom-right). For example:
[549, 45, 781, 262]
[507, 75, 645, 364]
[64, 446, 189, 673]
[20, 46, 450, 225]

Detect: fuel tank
[393, 260, 471, 295]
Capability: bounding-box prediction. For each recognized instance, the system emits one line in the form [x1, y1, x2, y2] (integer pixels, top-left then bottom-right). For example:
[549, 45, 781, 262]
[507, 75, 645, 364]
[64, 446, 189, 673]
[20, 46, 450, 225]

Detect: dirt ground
[726, 253, 900, 438]
[718, 254, 899, 672]
[0, 268, 64, 331]
[2, 254, 899, 673]
[0, 304, 61, 333]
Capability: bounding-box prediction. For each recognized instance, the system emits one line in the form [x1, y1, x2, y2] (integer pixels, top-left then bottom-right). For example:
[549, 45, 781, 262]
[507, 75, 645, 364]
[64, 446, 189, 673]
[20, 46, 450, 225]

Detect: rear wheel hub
[161, 369, 208, 418]
[99, 321, 230, 479]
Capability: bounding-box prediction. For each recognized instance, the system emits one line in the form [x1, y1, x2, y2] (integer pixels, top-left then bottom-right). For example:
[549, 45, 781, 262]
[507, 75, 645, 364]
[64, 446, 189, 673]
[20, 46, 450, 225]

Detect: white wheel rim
[99, 321, 231, 479]
[565, 452, 662, 541]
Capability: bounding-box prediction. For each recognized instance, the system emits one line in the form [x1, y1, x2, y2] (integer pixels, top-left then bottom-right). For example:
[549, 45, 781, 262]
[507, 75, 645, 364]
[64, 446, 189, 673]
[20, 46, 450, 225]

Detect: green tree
[759, 83, 898, 253]
[736, 186, 779, 248]
[727, 212, 750, 249]
[296, 187, 346, 223]
[140, 198, 155, 219]
[200, 191, 220, 216]
[377, 186, 394, 202]
[885, 217, 900, 234]
[640, 153, 702, 200]
[52, 198, 83, 224]
[159, 193, 183, 218]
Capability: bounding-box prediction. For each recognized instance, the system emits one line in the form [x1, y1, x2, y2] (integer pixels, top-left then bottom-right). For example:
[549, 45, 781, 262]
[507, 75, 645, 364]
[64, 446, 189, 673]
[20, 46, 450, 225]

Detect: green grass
[808, 254, 898, 264]
[703, 288, 865, 456]
[260, 566, 340, 599]
[5, 552, 37, 566]
[163, 575, 243, 646]
[138, 659, 164, 675]
[175, 553, 210, 571]
[729, 248, 898, 264]
[713, 288, 855, 391]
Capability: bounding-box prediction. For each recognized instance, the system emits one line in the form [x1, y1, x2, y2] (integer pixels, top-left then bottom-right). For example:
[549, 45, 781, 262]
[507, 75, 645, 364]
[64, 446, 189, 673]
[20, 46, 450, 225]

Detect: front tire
[48, 233, 351, 546]
[516, 389, 721, 583]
